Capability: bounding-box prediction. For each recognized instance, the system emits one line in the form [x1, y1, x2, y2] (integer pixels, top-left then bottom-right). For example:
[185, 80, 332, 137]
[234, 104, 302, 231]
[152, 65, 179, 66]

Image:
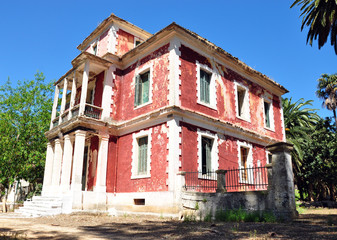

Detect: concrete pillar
[94, 134, 109, 210]
[60, 135, 73, 193]
[267, 142, 296, 220]
[176, 171, 186, 210]
[215, 170, 227, 193]
[60, 78, 68, 114]
[50, 85, 59, 129]
[42, 142, 54, 196]
[79, 61, 90, 116]
[101, 67, 114, 120]
[51, 138, 63, 195]
[71, 130, 86, 209]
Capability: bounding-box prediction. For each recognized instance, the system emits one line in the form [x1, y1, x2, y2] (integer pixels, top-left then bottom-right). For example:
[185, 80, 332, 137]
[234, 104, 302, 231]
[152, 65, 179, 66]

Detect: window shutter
[138, 137, 148, 174]
[142, 72, 149, 104]
[134, 75, 141, 107]
[205, 139, 212, 172]
[200, 70, 210, 104]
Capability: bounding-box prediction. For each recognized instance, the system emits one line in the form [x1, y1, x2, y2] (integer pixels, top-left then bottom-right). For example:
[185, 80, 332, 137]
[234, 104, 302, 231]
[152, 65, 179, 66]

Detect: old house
[18, 14, 290, 216]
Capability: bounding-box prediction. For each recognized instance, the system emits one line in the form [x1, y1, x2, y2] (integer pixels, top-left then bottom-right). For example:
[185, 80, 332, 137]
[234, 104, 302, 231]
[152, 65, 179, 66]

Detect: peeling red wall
[116, 29, 135, 56]
[115, 124, 168, 193]
[94, 71, 104, 107]
[87, 136, 99, 191]
[111, 44, 170, 121]
[179, 44, 284, 142]
[98, 29, 109, 57]
[106, 136, 118, 193]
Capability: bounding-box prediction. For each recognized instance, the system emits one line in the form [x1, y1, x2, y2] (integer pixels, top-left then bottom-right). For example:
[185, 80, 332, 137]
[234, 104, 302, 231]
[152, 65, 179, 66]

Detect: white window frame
[196, 61, 217, 110]
[134, 63, 153, 109]
[131, 129, 152, 179]
[237, 140, 254, 184]
[234, 81, 250, 122]
[134, 37, 142, 47]
[266, 150, 272, 165]
[197, 129, 218, 179]
[262, 93, 275, 131]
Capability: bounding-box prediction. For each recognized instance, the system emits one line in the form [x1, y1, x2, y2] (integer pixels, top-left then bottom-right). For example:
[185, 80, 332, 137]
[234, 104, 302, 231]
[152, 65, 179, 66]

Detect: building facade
[42, 14, 288, 214]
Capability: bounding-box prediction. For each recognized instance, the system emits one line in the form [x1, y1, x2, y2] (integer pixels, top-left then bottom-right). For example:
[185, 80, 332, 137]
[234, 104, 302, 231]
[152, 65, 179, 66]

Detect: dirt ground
[0, 208, 336, 240]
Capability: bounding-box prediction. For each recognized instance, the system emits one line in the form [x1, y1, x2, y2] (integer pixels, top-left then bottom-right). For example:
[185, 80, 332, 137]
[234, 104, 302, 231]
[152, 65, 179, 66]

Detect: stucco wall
[179, 44, 284, 142]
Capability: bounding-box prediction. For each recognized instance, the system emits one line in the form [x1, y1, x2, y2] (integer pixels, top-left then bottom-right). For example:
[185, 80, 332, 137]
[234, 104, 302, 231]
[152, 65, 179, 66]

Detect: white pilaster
[69, 73, 77, 120]
[42, 142, 54, 196]
[167, 117, 182, 203]
[79, 61, 90, 115]
[94, 134, 109, 192]
[60, 135, 73, 193]
[168, 37, 182, 106]
[50, 85, 59, 129]
[51, 138, 63, 195]
[71, 130, 86, 209]
[101, 66, 115, 121]
[60, 78, 68, 114]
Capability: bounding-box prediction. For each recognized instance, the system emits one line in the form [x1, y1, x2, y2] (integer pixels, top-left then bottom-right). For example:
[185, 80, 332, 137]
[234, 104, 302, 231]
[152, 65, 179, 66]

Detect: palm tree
[282, 97, 319, 200]
[316, 73, 337, 128]
[291, 0, 337, 54]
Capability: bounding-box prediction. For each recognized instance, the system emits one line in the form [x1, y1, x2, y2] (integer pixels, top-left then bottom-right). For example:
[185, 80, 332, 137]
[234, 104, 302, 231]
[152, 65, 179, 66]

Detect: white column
[79, 61, 90, 116]
[51, 138, 63, 194]
[50, 85, 59, 129]
[71, 130, 86, 209]
[60, 78, 68, 114]
[101, 66, 114, 120]
[68, 73, 77, 120]
[42, 142, 54, 196]
[94, 134, 109, 192]
[60, 135, 73, 193]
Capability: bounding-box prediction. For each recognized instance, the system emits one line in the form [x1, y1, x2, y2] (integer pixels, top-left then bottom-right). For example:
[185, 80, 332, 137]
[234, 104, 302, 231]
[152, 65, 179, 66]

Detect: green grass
[214, 208, 276, 223]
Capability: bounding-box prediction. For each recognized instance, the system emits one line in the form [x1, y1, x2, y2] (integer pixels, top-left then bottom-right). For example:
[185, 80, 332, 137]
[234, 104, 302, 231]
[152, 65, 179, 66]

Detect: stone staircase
[15, 196, 63, 217]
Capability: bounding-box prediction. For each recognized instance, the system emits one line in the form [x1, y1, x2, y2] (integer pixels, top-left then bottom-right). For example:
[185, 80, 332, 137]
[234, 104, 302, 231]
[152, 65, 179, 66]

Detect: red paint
[87, 136, 99, 191]
[112, 44, 170, 121]
[98, 29, 109, 57]
[179, 44, 284, 141]
[115, 124, 168, 193]
[117, 29, 134, 56]
[93, 71, 104, 107]
[106, 136, 118, 193]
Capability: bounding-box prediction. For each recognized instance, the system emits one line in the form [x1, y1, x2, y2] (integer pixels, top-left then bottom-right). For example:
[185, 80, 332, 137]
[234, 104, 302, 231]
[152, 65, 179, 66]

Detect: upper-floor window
[134, 71, 150, 107]
[235, 82, 250, 122]
[263, 93, 274, 130]
[196, 61, 217, 110]
[92, 44, 97, 56]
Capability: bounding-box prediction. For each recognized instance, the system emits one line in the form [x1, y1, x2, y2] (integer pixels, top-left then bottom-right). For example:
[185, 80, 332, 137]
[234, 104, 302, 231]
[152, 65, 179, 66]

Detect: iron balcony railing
[184, 166, 268, 193]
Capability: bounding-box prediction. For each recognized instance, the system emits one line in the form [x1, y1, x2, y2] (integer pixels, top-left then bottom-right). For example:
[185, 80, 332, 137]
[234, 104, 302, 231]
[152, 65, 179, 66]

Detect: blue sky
[1, 1, 336, 118]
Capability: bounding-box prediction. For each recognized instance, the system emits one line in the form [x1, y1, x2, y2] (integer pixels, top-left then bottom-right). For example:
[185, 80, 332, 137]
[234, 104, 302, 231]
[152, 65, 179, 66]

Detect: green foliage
[203, 211, 212, 222]
[214, 208, 276, 223]
[0, 72, 53, 197]
[291, 0, 337, 54]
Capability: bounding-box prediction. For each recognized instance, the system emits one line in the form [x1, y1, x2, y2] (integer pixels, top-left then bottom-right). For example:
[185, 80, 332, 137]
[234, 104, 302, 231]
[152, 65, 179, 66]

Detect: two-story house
[39, 13, 287, 215]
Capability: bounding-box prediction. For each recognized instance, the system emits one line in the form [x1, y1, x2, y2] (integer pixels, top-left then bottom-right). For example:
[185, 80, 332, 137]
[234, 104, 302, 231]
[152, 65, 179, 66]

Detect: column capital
[74, 129, 86, 137]
[267, 142, 293, 153]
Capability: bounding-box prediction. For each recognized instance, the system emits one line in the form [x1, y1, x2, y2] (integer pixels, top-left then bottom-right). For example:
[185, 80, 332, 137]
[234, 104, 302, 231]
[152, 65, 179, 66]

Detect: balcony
[51, 104, 103, 128]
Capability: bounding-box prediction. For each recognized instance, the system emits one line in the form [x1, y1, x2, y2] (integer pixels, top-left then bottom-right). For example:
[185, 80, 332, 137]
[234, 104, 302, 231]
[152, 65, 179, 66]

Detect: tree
[291, 0, 337, 54]
[0, 72, 53, 206]
[282, 97, 319, 200]
[316, 73, 337, 128]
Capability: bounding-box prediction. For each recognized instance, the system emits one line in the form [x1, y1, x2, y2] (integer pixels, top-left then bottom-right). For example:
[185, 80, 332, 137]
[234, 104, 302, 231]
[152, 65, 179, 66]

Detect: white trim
[197, 129, 219, 178]
[168, 37, 182, 106]
[262, 92, 275, 131]
[196, 61, 217, 110]
[133, 62, 153, 109]
[110, 24, 119, 55]
[131, 129, 152, 179]
[101, 65, 115, 120]
[266, 150, 272, 165]
[134, 36, 143, 47]
[234, 81, 251, 122]
[237, 140, 253, 184]
[279, 96, 287, 142]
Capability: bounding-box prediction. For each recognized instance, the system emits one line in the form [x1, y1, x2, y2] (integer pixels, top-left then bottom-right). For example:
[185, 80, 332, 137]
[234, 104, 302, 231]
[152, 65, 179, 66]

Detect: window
[266, 151, 272, 164]
[137, 136, 148, 175]
[197, 129, 218, 177]
[135, 40, 142, 46]
[235, 82, 250, 121]
[201, 137, 213, 174]
[92, 44, 97, 55]
[200, 69, 211, 104]
[196, 61, 217, 109]
[263, 93, 274, 130]
[240, 146, 249, 181]
[264, 101, 271, 128]
[134, 71, 150, 107]
[237, 141, 253, 183]
[131, 129, 152, 178]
